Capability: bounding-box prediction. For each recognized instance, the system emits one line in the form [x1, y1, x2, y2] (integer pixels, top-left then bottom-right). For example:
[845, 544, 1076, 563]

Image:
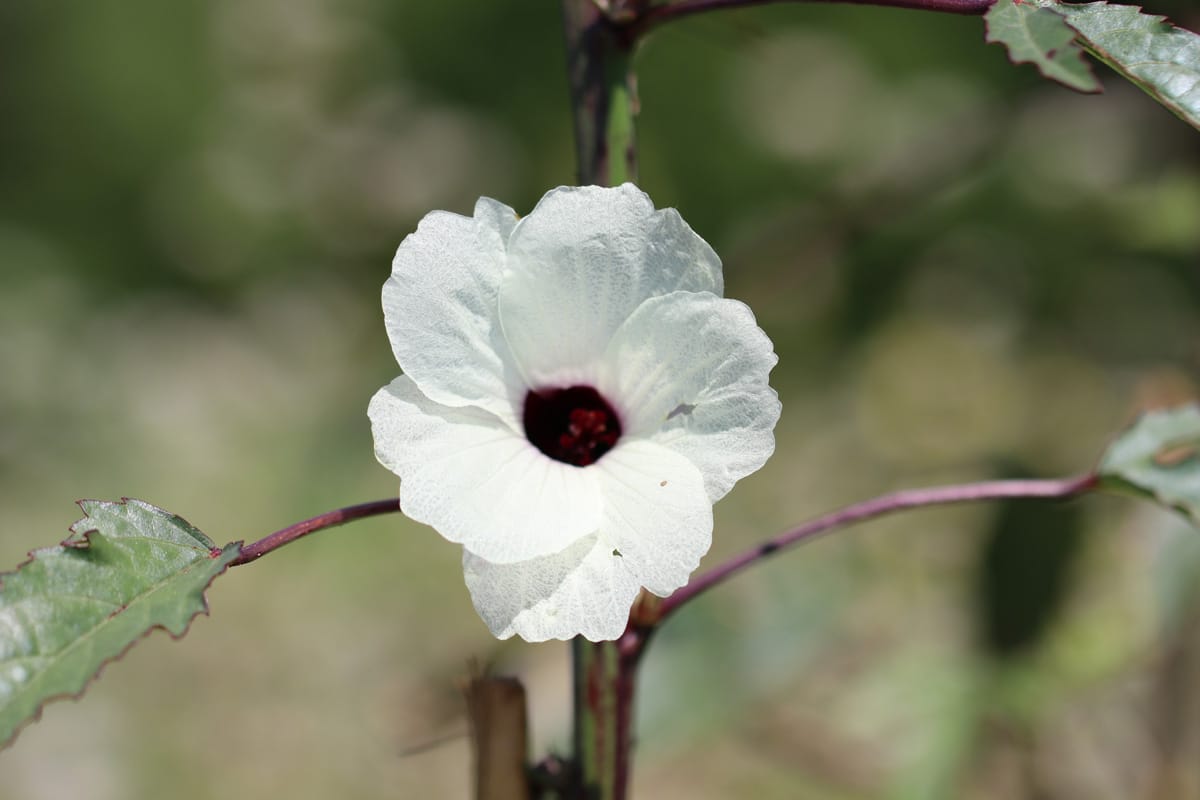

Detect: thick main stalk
[561, 3, 641, 798]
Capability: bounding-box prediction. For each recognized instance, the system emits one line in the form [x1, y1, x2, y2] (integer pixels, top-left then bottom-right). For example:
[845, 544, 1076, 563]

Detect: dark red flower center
[523, 385, 622, 467]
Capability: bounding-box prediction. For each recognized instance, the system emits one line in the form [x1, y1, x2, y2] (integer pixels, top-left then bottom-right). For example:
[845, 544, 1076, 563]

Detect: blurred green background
[2, 1, 1199, 797]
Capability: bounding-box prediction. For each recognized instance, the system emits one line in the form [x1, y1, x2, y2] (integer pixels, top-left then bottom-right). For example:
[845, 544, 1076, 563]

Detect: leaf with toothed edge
[1046, 2, 1200, 132]
[0, 499, 239, 748]
[1098, 404, 1200, 524]
[985, 0, 1103, 92]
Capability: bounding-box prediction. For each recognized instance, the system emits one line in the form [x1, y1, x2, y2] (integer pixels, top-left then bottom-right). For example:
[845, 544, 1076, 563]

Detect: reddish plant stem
[654, 473, 1098, 621]
[228, 498, 402, 566]
[632, 0, 995, 36]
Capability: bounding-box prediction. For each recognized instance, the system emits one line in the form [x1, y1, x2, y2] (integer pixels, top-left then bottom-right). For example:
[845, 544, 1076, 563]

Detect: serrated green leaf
[986, 0, 1102, 93]
[1098, 404, 1200, 522]
[0, 499, 239, 748]
[1047, 2, 1200, 132]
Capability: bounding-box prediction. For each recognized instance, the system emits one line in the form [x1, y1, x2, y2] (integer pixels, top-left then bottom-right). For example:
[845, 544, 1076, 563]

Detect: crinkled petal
[593, 440, 712, 596]
[462, 533, 642, 641]
[383, 197, 524, 426]
[499, 184, 723, 388]
[598, 291, 780, 502]
[369, 376, 602, 563]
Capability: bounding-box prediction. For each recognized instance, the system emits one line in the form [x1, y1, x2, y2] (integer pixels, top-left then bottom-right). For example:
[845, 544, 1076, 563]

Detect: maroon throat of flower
[523, 385, 622, 467]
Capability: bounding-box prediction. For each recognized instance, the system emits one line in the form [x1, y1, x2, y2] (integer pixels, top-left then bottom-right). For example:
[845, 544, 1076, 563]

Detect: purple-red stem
[632, 0, 994, 37]
[224, 473, 1096, 584]
[218, 473, 1099, 800]
[228, 498, 401, 566]
[654, 473, 1098, 620]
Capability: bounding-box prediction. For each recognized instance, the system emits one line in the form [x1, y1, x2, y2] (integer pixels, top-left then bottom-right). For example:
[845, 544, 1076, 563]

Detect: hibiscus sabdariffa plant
[5, 2, 1200, 799]
[368, 183, 781, 641]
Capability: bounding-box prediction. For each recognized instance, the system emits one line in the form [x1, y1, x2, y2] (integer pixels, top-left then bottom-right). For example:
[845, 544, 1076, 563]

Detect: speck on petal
[499, 184, 724, 388]
[383, 197, 524, 427]
[369, 376, 603, 563]
[592, 439, 713, 597]
[598, 290, 781, 503]
[462, 533, 642, 641]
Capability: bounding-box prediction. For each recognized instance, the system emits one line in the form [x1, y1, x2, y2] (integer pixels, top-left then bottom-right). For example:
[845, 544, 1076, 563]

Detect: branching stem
[219, 473, 1099, 800]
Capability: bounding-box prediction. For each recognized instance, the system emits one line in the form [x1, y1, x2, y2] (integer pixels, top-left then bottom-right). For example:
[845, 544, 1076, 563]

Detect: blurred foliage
[0, 1, 1199, 798]
[975, 470, 1086, 659]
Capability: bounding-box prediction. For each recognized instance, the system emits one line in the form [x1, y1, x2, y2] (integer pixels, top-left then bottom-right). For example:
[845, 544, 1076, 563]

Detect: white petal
[463, 534, 643, 642]
[593, 440, 712, 596]
[473, 195, 519, 243]
[369, 376, 602, 563]
[383, 197, 524, 425]
[599, 291, 780, 502]
[499, 184, 723, 388]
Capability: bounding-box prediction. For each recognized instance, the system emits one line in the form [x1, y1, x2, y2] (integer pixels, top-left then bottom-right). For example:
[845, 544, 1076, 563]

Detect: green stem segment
[562, 3, 640, 798]
[571, 628, 647, 800]
[561, 1, 638, 187]
[572, 638, 621, 798]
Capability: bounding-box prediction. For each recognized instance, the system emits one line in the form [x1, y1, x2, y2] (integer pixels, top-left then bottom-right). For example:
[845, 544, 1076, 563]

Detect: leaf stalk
[229, 498, 401, 566]
[632, 0, 995, 37]
[655, 473, 1098, 621]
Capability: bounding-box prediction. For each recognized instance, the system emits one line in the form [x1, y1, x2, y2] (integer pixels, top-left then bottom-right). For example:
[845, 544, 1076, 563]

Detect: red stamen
[524, 386, 623, 467]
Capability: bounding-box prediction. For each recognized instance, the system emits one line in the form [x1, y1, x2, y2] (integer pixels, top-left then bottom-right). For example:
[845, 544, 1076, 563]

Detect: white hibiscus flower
[368, 184, 780, 642]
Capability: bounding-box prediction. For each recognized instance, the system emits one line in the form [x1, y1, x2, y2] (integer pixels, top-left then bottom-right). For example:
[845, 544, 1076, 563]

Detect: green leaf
[1098, 404, 1200, 523]
[0, 499, 239, 747]
[985, 0, 1102, 93]
[1048, 2, 1200, 132]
